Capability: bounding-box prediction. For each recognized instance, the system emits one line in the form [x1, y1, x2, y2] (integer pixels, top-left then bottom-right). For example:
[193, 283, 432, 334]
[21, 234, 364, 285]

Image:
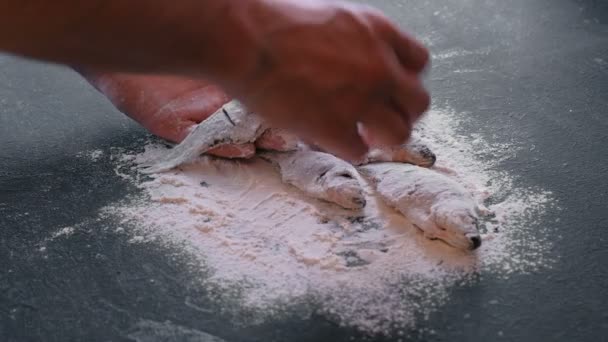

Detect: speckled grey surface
[1, 0, 607, 341]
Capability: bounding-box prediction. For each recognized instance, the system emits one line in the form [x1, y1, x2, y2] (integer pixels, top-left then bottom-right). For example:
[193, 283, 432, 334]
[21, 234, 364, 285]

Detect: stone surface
[1, 0, 607, 340]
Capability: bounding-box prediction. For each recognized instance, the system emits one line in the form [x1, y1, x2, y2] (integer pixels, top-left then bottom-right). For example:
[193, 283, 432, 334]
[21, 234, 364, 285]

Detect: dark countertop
[1, 0, 607, 341]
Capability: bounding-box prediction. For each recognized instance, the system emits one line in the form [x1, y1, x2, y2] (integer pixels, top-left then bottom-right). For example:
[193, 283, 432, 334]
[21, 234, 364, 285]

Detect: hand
[1, 0, 428, 161]
[221, 0, 430, 160]
[85, 72, 284, 158]
[3, 0, 428, 162]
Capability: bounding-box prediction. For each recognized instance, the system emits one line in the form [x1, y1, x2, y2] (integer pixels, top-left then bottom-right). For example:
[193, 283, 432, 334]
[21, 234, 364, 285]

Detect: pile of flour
[102, 107, 555, 336]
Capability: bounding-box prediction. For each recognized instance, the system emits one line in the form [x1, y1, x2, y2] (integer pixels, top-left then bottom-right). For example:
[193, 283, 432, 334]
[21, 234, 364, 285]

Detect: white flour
[101, 107, 556, 336]
[77, 149, 104, 162]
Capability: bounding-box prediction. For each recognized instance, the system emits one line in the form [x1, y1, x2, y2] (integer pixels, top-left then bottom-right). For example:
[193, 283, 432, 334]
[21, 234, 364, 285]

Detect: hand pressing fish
[142, 99, 437, 173]
[358, 162, 482, 251]
[141, 100, 298, 173]
[142, 99, 438, 211]
[142, 98, 482, 251]
[141, 99, 368, 210]
[259, 150, 366, 210]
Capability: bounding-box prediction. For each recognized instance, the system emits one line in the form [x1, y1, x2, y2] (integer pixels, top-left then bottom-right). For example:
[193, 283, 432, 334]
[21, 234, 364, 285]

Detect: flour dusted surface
[103, 107, 556, 336]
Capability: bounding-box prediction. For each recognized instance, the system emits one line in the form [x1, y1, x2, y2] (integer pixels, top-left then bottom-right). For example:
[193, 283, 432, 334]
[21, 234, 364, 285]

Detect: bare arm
[0, 1, 260, 81]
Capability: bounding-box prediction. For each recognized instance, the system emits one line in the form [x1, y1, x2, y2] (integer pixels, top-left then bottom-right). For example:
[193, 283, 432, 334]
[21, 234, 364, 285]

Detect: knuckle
[363, 54, 395, 83]
[417, 44, 431, 68]
[418, 89, 431, 113]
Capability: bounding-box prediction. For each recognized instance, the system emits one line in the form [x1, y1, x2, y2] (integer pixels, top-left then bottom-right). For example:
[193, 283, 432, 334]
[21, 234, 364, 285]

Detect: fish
[141, 100, 266, 173]
[358, 162, 482, 251]
[354, 136, 437, 168]
[260, 149, 367, 210]
[364, 140, 436, 167]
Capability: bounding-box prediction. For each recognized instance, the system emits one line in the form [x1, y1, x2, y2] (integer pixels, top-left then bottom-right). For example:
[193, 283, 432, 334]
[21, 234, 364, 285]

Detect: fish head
[322, 166, 367, 210]
[355, 164, 383, 186]
[394, 142, 437, 167]
[429, 200, 481, 251]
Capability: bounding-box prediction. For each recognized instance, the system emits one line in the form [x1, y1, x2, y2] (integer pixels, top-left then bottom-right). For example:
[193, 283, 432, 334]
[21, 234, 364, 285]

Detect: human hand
[221, 0, 430, 160]
[2, 0, 426, 161]
[85, 72, 286, 158]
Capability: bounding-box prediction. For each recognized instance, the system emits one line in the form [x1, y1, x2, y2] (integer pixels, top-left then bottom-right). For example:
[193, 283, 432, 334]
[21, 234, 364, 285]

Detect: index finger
[366, 11, 430, 73]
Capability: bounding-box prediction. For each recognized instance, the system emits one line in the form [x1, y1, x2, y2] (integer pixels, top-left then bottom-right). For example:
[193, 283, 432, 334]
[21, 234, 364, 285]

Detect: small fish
[356, 138, 436, 167]
[142, 100, 266, 173]
[358, 162, 482, 251]
[260, 150, 367, 210]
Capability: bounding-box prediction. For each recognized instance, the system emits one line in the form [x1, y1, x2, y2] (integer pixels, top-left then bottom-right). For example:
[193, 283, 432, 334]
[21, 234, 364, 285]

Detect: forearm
[0, 0, 259, 83]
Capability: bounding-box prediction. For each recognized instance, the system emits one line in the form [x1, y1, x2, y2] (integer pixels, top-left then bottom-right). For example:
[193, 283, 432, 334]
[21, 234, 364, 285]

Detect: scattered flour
[432, 47, 492, 61]
[37, 225, 78, 256]
[77, 149, 104, 162]
[128, 319, 226, 342]
[51, 226, 75, 239]
[101, 107, 556, 337]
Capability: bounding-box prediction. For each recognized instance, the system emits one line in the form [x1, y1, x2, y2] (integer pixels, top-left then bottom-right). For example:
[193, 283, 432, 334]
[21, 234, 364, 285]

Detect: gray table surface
[1, 0, 607, 341]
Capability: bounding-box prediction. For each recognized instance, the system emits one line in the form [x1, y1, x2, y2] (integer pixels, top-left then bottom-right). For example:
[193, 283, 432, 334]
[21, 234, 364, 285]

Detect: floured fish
[357, 139, 437, 167]
[142, 100, 266, 173]
[260, 150, 366, 210]
[358, 162, 482, 251]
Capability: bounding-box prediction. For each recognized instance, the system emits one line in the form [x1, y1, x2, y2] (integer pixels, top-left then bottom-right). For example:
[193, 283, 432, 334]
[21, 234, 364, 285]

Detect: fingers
[207, 143, 256, 159]
[390, 69, 431, 123]
[360, 9, 429, 134]
[150, 84, 231, 143]
[308, 118, 368, 161]
[226, 3, 432, 161]
[182, 86, 231, 124]
[359, 103, 411, 147]
[365, 12, 429, 73]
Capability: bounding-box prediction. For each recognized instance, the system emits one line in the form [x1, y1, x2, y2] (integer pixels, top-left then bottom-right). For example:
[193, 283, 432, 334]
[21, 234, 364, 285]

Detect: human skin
[81, 71, 259, 158]
[0, 0, 430, 160]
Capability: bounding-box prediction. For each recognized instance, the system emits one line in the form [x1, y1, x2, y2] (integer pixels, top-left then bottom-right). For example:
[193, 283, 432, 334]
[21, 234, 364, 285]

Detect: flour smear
[101, 107, 556, 337]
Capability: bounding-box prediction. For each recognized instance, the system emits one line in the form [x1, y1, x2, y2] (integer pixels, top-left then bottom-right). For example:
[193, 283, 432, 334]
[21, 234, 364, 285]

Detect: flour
[432, 47, 492, 61]
[51, 226, 75, 239]
[77, 149, 104, 162]
[101, 107, 556, 337]
[37, 225, 78, 254]
[260, 149, 366, 210]
[359, 162, 481, 250]
[128, 319, 227, 342]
